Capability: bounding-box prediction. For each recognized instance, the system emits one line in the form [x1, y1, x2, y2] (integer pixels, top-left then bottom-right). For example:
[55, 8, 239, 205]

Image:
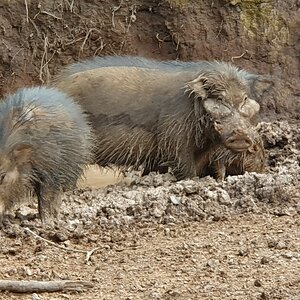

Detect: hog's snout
[224, 129, 253, 152]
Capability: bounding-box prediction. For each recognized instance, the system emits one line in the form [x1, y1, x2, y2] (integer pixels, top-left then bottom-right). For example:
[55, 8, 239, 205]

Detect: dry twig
[0, 280, 93, 293]
[155, 33, 170, 49]
[118, 5, 136, 52]
[11, 49, 24, 62]
[24, 0, 29, 23]
[24, 227, 100, 262]
[65, 37, 85, 46]
[29, 18, 41, 38]
[65, 0, 75, 12]
[172, 32, 180, 51]
[111, 2, 122, 28]
[94, 38, 106, 56]
[79, 28, 101, 57]
[39, 35, 49, 83]
[231, 50, 248, 62]
[41, 10, 62, 20]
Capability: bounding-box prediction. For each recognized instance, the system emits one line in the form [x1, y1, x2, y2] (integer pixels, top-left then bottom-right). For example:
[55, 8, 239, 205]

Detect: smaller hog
[209, 138, 265, 181]
[196, 121, 266, 181]
[0, 87, 93, 224]
[195, 114, 266, 181]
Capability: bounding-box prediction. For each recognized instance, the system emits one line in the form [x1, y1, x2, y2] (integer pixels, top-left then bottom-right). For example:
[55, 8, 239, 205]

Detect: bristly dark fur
[0, 87, 94, 223]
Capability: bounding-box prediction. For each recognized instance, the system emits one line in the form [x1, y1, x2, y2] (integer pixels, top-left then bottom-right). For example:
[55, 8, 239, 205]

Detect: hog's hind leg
[34, 182, 61, 224]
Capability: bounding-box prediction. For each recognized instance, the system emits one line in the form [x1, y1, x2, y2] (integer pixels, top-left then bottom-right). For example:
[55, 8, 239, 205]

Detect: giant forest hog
[0, 87, 93, 223]
[53, 56, 265, 180]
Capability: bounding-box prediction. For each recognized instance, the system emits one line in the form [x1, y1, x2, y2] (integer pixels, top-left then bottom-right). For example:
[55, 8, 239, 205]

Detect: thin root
[156, 33, 169, 49]
[24, 0, 29, 23]
[39, 35, 55, 84]
[79, 28, 101, 56]
[231, 50, 248, 62]
[41, 10, 62, 20]
[111, 2, 122, 28]
[94, 38, 106, 56]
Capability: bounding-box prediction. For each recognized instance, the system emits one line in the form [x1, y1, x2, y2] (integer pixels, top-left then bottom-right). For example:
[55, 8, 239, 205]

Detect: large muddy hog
[53, 57, 262, 180]
[0, 87, 93, 224]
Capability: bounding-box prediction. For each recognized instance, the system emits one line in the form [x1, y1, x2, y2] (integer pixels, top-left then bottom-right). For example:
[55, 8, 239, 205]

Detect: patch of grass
[166, 0, 188, 9]
[229, 0, 289, 45]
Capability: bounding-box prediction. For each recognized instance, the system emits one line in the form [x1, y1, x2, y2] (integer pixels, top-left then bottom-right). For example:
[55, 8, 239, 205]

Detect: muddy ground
[0, 0, 300, 299]
[0, 119, 299, 300]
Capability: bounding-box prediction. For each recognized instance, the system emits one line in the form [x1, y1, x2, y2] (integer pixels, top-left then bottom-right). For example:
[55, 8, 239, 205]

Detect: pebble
[32, 293, 42, 300]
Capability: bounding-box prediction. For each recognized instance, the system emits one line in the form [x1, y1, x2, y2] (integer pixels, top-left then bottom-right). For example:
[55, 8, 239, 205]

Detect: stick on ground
[24, 227, 100, 262]
[0, 280, 93, 293]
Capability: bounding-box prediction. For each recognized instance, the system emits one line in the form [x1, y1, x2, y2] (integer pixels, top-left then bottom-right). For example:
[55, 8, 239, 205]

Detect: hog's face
[0, 145, 32, 193]
[186, 69, 261, 152]
[212, 112, 255, 152]
[0, 155, 19, 191]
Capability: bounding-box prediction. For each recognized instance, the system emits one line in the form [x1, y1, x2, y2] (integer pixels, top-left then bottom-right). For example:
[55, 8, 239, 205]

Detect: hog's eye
[242, 95, 248, 105]
[217, 96, 224, 102]
[0, 173, 6, 184]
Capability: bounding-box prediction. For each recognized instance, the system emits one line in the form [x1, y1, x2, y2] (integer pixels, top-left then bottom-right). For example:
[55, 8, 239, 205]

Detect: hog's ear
[245, 74, 274, 100]
[185, 75, 208, 100]
[203, 98, 232, 119]
[11, 144, 32, 165]
[186, 75, 210, 118]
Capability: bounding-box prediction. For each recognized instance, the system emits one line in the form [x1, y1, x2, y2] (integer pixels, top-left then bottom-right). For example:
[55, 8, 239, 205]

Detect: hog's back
[54, 67, 197, 130]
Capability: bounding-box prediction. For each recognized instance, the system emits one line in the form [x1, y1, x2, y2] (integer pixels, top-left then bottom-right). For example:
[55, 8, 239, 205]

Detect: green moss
[166, 0, 188, 9]
[230, 0, 289, 45]
[2, 0, 12, 6]
[229, 0, 272, 5]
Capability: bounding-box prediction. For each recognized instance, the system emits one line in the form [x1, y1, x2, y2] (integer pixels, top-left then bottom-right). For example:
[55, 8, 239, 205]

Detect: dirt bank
[0, 0, 299, 120]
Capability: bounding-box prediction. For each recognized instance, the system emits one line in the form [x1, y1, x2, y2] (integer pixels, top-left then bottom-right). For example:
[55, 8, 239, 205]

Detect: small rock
[254, 279, 263, 287]
[7, 268, 17, 276]
[238, 248, 249, 256]
[149, 291, 161, 299]
[281, 252, 298, 259]
[25, 267, 33, 276]
[212, 214, 221, 221]
[182, 181, 198, 194]
[260, 256, 269, 264]
[275, 240, 288, 250]
[267, 239, 277, 248]
[164, 228, 170, 236]
[6, 248, 18, 256]
[260, 292, 269, 300]
[152, 207, 163, 218]
[32, 293, 41, 300]
[50, 232, 68, 243]
[170, 195, 181, 205]
[217, 189, 231, 205]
